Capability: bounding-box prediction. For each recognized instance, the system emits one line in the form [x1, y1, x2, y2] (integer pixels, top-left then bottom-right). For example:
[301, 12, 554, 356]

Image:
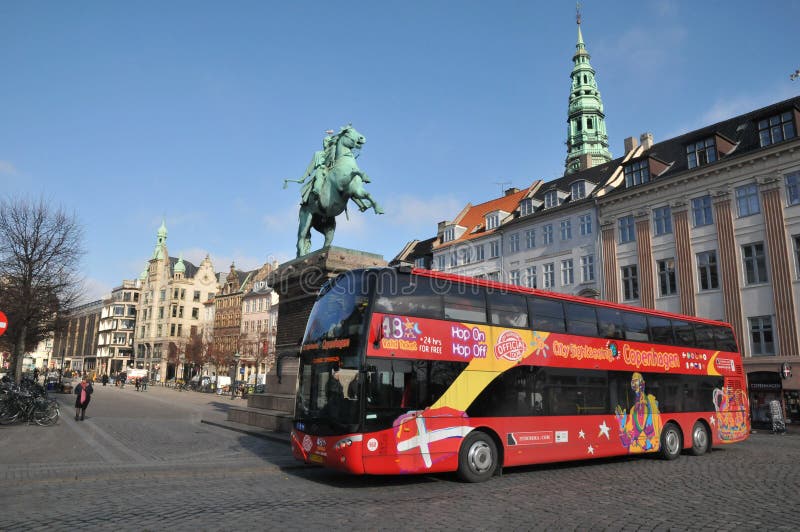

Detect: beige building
[240, 271, 279, 384]
[597, 96, 800, 426]
[134, 221, 219, 382]
[96, 280, 140, 376]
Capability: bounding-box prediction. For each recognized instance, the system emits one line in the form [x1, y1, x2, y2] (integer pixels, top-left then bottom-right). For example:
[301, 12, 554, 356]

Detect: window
[509, 270, 521, 285]
[520, 198, 535, 216]
[525, 266, 537, 288]
[193, 290, 201, 302]
[444, 290, 486, 323]
[414, 257, 426, 268]
[624, 159, 650, 187]
[561, 259, 574, 286]
[619, 216, 635, 243]
[543, 224, 553, 245]
[475, 245, 485, 261]
[736, 183, 760, 217]
[795, 235, 800, 278]
[749, 316, 774, 355]
[692, 195, 713, 227]
[653, 206, 672, 235]
[442, 227, 455, 242]
[697, 251, 719, 291]
[742, 242, 768, 284]
[158, 307, 164, 319]
[544, 191, 559, 208]
[560, 219, 572, 240]
[489, 292, 528, 328]
[528, 297, 565, 332]
[657, 258, 677, 296]
[758, 111, 796, 147]
[525, 229, 535, 249]
[564, 303, 598, 336]
[486, 213, 500, 230]
[621, 265, 639, 300]
[191, 307, 199, 319]
[571, 181, 586, 200]
[509, 233, 520, 253]
[436, 255, 445, 270]
[489, 241, 500, 258]
[622, 312, 649, 342]
[159, 289, 166, 301]
[449, 253, 457, 268]
[459, 247, 471, 265]
[157, 324, 162, 337]
[581, 254, 594, 282]
[596, 308, 624, 339]
[543, 263, 555, 288]
[579, 214, 592, 235]
[787, 171, 800, 206]
[648, 316, 673, 345]
[686, 137, 717, 169]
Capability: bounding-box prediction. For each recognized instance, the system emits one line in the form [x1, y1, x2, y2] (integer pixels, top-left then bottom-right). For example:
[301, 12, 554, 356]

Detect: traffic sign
[0, 310, 7, 337]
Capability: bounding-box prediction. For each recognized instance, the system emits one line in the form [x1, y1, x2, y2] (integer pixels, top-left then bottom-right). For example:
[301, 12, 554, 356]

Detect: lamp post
[230, 352, 240, 400]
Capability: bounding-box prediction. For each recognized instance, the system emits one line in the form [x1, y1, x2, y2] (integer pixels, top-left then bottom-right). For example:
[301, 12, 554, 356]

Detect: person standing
[74, 376, 93, 421]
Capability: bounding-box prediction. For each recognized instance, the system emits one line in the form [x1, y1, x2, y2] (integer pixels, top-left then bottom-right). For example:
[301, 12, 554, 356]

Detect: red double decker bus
[291, 266, 749, 482]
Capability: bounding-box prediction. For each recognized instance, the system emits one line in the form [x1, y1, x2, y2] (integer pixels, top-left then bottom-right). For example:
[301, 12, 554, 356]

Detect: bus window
[564, 303, 599, 337]
[648, 316, 674, 345]
[694, 323, 717, 350]
[443, 288, 487, 323]
[673, 320, 696, 347]
[489, 292, 528, 328]
[529, 297, 566, 333]
[374, 274, 442, 319]
[621, 311, 649, 342]
[596, 307, 625, 339]
[714, 326, 738, 352]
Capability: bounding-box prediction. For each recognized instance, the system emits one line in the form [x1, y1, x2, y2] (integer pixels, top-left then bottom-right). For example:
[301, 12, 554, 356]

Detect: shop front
[746, 361, 798, 429]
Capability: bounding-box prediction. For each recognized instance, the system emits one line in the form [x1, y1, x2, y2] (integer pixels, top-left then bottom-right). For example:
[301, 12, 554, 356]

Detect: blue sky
[1, 1, 798, 302]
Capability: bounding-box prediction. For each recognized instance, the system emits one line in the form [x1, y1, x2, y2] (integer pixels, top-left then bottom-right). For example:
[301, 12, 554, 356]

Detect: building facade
[134, 221, 219, 382]
[240, 267, 279, 384]
[597, 96, 800, 426]
[52, 300, 103, 375]
[96, 280, 140, 376]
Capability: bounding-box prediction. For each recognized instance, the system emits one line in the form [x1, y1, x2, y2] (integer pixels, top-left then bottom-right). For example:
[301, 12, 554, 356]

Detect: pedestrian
[74, 376, 93, 421]
[135, 377, 140, 391]
[101, 374, 109, 387]
[141, 376, 148, 391]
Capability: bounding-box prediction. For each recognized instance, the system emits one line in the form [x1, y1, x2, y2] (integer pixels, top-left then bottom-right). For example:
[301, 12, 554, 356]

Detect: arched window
[571, 181, 586, 200]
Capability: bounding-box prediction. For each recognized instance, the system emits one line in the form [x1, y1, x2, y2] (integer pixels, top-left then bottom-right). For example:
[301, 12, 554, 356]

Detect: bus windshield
[295, 271, 369, 435]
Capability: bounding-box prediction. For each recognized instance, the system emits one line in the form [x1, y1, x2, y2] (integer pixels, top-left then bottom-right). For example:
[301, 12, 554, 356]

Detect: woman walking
[74, 376, 93, 421]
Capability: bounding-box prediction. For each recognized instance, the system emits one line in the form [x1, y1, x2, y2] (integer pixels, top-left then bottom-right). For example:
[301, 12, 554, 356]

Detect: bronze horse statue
[286, 125, 383, 257]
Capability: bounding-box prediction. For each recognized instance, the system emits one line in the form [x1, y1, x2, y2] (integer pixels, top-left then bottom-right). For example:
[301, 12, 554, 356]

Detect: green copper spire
[152, 219, 167, 260]
[139, 262, 149, 281]
[174, 254, 186, 274]
[565, 8, 611, 174]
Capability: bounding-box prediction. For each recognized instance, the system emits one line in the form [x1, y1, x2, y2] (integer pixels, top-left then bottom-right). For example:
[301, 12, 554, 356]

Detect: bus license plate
[309, 453, 324, 464]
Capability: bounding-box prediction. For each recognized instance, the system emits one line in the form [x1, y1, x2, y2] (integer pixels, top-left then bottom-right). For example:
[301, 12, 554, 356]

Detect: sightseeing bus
[291, 266, 749, 482]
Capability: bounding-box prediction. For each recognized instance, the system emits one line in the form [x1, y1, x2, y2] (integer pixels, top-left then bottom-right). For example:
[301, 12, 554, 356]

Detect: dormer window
[686, 138, 717, 169]
[571, 181, 587, 200]
[624, 160, 650, 187]
[520, 198, 533, 216]
[544, 190, 559, 209]
[442, 227, 455, 242]
[485, 213, 500, 230]
[758, 111, 796, 147]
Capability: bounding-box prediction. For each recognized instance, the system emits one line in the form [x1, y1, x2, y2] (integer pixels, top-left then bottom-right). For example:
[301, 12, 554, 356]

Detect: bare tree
[0, 197, 84, 381]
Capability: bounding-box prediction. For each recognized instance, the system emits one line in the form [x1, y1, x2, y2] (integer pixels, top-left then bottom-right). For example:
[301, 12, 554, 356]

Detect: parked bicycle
[0, 379, 60, 426]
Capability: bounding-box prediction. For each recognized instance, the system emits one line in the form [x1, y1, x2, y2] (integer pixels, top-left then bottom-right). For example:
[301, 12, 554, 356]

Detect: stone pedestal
[227, 246, 386, 432]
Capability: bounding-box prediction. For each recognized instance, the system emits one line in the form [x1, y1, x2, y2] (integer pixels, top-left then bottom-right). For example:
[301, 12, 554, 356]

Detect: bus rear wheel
[458, 431, 497, 483]
[689, 421, 710, 456]
[659, 422, 682, 460]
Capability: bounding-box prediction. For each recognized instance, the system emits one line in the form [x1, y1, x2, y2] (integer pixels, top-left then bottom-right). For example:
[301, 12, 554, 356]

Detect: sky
[1, 0, 798, 303]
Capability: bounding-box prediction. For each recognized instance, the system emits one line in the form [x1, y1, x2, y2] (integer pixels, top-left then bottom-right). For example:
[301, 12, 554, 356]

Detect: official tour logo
[495, 330, 526, 362]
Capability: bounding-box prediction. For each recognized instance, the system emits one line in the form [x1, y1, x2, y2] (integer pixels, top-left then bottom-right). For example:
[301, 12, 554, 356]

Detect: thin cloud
[79, 277, 112, 303]
[0, 160, 17, 175]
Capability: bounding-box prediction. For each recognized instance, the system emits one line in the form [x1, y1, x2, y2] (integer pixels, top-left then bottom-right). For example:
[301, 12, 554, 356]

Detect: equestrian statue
[284, 125, 384, 257]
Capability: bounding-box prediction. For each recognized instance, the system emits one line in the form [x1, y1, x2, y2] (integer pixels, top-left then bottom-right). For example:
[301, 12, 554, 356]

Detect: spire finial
[576, 2, 582, 25]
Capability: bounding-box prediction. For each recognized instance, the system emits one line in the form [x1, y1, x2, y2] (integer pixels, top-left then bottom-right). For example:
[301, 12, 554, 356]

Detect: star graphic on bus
[709, 415, 716, 426]
[403, 318, 421, 339]
[578, 429, 586, 439]
[587, 444, 595, 455]
[598, 420, 611, 439]
[530, 332, 549, 357]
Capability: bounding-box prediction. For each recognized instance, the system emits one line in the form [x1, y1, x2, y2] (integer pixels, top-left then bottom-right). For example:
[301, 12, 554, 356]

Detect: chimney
[579, 153, 593, 171]
[437, 221, 449, 236]
[624, 136, 639, 154]
[504, 187, 520, 196]
[640, 132, 654, 151]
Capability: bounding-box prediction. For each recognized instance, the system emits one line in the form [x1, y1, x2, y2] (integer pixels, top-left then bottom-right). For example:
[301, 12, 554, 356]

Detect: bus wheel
[689, 421, 710, 456]
[458, 431, 497, 483]
[659, 422, 682, 460]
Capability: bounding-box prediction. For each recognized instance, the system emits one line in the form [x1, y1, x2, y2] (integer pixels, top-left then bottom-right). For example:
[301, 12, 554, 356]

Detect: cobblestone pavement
[1, 385, 798, 531]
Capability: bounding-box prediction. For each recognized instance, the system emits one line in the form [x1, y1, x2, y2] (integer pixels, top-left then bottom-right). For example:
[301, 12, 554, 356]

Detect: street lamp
[230, 352, 240, 400]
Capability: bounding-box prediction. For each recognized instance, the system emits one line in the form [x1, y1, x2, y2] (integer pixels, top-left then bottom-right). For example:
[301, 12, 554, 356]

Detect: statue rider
[298, 134, 335, 206]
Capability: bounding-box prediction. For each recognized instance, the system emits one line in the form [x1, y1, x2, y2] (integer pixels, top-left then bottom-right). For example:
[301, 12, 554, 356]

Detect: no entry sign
[0, 310, 7, 336]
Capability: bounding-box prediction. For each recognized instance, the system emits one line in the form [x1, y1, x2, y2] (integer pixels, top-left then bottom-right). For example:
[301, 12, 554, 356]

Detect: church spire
[565, 6, 611, 174]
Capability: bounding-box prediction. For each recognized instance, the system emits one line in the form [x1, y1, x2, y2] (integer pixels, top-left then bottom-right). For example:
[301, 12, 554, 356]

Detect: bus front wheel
[689, 421, 710, 456]
[659, 422, 682, 460]
[458, 431, 497, 483]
